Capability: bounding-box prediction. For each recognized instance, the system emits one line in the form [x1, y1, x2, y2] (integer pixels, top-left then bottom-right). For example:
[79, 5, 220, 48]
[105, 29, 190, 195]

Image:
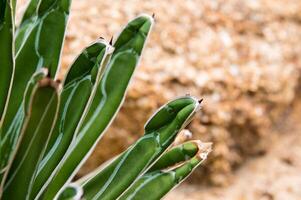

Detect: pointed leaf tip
[109, 36, 113, 45]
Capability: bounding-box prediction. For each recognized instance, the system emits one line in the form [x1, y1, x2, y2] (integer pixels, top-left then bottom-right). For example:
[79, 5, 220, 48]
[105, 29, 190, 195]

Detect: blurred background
[18, 0, 301, 199]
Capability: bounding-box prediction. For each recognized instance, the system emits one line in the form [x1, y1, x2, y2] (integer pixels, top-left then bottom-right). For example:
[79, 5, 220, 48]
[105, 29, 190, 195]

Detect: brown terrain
[17, 0, 301, 199]
[166, 97, 301, 199]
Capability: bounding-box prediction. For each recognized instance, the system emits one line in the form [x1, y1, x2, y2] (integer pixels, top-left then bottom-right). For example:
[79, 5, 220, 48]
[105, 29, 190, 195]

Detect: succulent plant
[0, 0, 211, 199]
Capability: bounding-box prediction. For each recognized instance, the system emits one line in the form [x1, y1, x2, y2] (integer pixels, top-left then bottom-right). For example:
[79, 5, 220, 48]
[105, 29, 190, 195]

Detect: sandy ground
[166, 98, 301, 200]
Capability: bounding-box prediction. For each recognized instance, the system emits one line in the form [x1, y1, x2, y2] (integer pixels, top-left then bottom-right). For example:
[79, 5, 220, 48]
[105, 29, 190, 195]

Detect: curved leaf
[119, 141, 212, 200]
[0, 0, 15, 119]
[40, 14, 154, 199]
[0, 0, 71, 183]
[0, 0, 71, 151]
[79, 96, 201, 200]
[1, 76, 60, 200]
[30, 40, 114, 199]
[0, 69, 48, 186]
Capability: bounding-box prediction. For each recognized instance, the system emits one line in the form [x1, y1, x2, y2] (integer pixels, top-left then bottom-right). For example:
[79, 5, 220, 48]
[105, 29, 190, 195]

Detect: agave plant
[0, 0, 211, 199]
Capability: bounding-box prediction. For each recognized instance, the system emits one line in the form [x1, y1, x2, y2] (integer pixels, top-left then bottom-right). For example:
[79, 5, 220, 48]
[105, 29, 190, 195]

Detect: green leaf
[119, 141, 212, 200]
[144, 98, 200, 134]
[0, 0, 15, 119]
[0, 0, 71, 184]
[40, 15, 154, 199]
[79, 96, 201, 200]
[0, 0, 71, 147]
[78, 14, 154, 131]
[1, 76, 60, 200]
[0, 69, 48, 185]
[29, 40, 114, 199]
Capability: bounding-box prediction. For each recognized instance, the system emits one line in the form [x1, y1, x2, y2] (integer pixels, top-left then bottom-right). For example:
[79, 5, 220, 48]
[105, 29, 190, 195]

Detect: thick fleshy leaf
[4, 0, 71, 126]
[147, 140, 211, 172]
[1, 76, 60, 200]
[78, 14, 154, 131]
[0, 0, 15, 119]
[78, 96, 201, 200]
[30, 40, 114, 199]
[40, 14, 154, 199]
[144, 98, 200, 134]
[119, 141, 212, 200]
[0, 0, 71, 179]
[0, 69, 48, 185]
